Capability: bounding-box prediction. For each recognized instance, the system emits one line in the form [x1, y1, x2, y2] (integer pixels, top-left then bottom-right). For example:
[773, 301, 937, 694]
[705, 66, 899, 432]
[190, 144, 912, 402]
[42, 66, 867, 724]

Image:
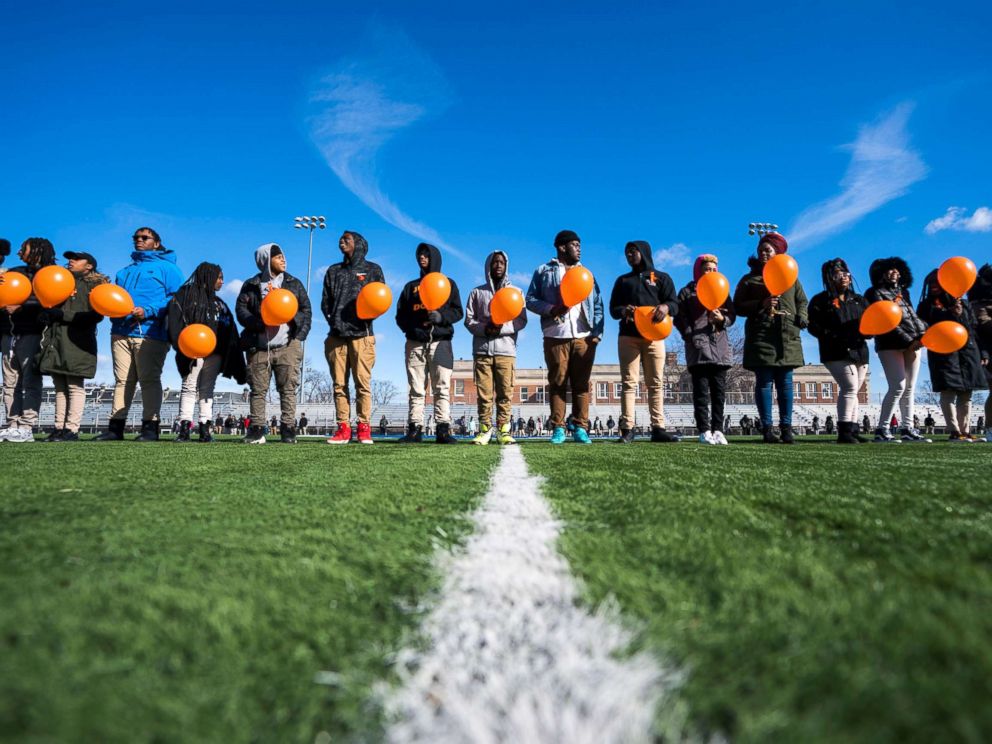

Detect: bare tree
[302, 363, 333, 403]
[371, 379, 399, 418]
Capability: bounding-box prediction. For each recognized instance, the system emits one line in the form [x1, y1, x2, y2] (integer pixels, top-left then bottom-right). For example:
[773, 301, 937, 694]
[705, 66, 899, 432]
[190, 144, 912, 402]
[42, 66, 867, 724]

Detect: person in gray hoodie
[235, 243, 312, 444]
[464, 251, 528, 445]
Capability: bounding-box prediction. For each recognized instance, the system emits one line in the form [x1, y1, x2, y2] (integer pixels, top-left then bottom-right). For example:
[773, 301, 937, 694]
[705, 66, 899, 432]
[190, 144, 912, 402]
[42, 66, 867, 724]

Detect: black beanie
[554, 230, 580, 248]
[270, 244, 283, 258]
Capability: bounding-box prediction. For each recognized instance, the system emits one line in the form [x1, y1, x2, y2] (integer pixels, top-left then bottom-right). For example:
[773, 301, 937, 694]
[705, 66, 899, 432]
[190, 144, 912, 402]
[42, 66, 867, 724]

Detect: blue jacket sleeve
[526, 268, 556, 317]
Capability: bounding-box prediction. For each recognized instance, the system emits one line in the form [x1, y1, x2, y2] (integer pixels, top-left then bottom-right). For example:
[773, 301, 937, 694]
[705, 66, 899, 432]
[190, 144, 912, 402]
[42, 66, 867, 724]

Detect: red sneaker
[326, 422, 352, 445]
[357, 422, 373, 445]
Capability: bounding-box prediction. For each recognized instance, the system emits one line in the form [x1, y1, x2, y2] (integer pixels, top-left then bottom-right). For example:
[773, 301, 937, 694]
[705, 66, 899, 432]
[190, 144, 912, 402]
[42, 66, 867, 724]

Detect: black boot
[762, 425, 780, 444]
[175, 420, 192, 442]
[135, 420, 159, 442]
[616, 428, 635, 444]
[779, 424, 795, 445]
[398, 423, 424, 443]
[280, 423, 297, 444]
[837, 421, 859, 444]
[95, 418, 125, 441]
[435, 422, 459, 444]
[198, 421, 213, 443]
[245, 425, 266, 444]
[651, 426, 679, 443]
[61, 430, 80, 442]
[851, 422, 870, 443]
[45, 428, 65, 442]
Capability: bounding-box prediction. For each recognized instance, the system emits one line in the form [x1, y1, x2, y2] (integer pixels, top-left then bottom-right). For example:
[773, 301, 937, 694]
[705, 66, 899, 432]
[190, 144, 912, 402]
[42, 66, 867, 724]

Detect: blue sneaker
[550, 426, 567, 445]
[572, 426, 592, 444]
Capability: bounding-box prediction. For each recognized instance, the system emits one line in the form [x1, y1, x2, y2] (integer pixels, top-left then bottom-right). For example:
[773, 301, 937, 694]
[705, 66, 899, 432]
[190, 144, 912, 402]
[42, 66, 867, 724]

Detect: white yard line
[384, 446, 682, 744]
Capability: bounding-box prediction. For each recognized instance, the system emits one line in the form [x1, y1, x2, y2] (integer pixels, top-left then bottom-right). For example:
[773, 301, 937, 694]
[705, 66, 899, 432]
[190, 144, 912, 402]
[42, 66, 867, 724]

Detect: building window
[520, 386, 529, 402]
[596, 382, 608, 400]
[821, 382, 832, 399]
[806, 382, 816, 399]
[614, 382, 623, 399]
[536, 386, 546, 404]
[794, 383, 802, 400]
[454, 379, 465, 397]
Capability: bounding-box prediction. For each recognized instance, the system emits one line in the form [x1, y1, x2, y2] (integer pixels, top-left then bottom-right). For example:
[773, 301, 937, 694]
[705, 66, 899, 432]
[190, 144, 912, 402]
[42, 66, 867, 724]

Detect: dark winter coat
[2, 263, 45, 337]
[807, 291, 870, 365]
[864, 257, 927, 351]
[395, 243, 463, 342]
[236, 272, 312, 352]
[970, 264, 992, 379]
[168, 288, 247, 384]
[608, 241, 679, 338]
[37, 272, 108, 378]
[916, 292, 988, 393]
[733, 258, 808, 370]
[321, 233, 385, 338]
[674, 280, 735, 368]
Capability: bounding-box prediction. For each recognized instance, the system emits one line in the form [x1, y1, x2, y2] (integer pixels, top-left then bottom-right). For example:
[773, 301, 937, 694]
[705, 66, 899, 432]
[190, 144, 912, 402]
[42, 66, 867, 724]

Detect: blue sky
[2, 0, 990, 396]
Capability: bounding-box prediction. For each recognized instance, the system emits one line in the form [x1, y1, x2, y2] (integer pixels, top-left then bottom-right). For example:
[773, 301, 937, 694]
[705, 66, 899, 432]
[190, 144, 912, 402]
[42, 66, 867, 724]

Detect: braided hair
[21, 237, 56, 268]
[177, 262, 222, 325]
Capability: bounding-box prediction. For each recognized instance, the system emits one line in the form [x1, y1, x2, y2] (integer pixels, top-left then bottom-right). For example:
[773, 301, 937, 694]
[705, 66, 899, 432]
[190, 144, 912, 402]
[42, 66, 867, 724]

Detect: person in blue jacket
[96, 226, 184, 441]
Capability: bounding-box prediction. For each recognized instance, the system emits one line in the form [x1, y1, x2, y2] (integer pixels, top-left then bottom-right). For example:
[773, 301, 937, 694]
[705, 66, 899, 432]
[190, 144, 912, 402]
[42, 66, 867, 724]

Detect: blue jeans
[754, 367, 794, 428]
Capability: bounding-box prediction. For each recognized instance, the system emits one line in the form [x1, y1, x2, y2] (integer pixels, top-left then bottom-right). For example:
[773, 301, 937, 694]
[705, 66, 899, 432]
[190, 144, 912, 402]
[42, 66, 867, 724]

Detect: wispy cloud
[308, 26, 470, 264]
[219, 278, 243, 301]
[924, 206, 992, 235]
[653, 242, 693, 267]
[788, 102, 927, 250]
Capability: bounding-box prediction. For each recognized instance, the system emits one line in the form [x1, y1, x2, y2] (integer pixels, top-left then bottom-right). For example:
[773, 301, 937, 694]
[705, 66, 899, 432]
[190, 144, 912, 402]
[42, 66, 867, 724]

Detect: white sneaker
[698, 430, 715, 444]
[0, 427, 14, 441]
[6, 427, 35, 443]
[712, 431, 729, 445]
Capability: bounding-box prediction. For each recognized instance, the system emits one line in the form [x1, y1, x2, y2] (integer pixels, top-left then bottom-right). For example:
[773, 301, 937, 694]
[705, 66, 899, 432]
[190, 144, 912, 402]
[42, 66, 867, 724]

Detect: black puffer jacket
[236, 272, 312, 352]
[395, 243, 463, 342]
[168, 288, 247, 383]
[969, 263, 992, 368]
[321, 231, 385, 338]
[807, 291, 870, 364]
[608, 241, 679, 338]
[917, 273, 988, 392]
[864, 257, 927, 351]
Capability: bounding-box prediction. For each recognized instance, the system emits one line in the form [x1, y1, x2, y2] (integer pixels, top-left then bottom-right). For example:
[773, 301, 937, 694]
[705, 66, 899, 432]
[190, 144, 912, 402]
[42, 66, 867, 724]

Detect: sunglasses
[133, 235, 155, 242]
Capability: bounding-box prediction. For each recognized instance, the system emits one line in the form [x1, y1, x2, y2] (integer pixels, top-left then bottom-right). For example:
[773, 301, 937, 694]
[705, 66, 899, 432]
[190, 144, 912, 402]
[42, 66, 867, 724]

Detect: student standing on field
[969, 263, 992, 442]
[864, 257, 929, 443]
[464, 250, 528, 445]
[675, 253, 736, 446]
[236, 243, 312, 445]
[323, 231, 384, 446]
[168, 262, 247, 443]
[395, 243, 463, 444]
[609, 240, 680, 444]
[36, 251, 109, 442]
[733, 232, 808, 445]
[0, 238, 57, 443]
[807, 258, 874, 444]
[526, 230, 604, 445]
[917, 270, 988, 442]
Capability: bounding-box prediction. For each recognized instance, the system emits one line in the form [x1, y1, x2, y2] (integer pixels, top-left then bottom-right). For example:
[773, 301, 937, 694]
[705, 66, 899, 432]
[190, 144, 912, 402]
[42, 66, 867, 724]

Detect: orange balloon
[32, 265, 75, 308]
[921, 320, 968, 354]
[261, 288, 298, 326]
[859, 300, 903, 335]
[561, 267, 594, 307]
[696, 271, 730, 311]
[762, 254, 799, 296]
[89, 284, 134, 317]
[178, 324, 217, 359]
[490, 287, 525, 325]
[356, 282, 392, 320]
[0, 271, 32, 306]
[937, 256, 977, 298]
[419, 272, 451, 311]
[634, 307, 674, 341]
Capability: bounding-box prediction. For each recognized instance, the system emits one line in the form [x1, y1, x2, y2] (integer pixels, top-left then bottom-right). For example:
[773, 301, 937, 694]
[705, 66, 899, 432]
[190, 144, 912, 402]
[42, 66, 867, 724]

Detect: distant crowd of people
[1, 228, 989, 445]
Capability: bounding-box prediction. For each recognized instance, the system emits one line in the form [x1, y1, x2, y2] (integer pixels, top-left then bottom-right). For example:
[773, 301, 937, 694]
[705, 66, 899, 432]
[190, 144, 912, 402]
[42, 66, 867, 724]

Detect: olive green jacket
[733, 263, 808, 370]
[38, 273, 108, 378]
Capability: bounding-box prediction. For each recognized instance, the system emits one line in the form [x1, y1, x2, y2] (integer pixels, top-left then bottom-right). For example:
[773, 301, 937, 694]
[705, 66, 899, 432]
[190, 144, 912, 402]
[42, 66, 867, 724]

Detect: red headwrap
[759, 232, 788, 254]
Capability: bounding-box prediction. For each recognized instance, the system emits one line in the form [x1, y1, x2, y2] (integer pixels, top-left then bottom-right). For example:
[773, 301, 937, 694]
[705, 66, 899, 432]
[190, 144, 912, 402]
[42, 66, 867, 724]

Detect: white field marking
[383, 446, 682, 744]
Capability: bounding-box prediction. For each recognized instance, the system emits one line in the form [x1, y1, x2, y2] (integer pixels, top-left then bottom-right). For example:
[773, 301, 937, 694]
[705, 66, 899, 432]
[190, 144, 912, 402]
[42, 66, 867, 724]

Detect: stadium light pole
[294, 215, 326, 405]
[747, 222, 779, 238]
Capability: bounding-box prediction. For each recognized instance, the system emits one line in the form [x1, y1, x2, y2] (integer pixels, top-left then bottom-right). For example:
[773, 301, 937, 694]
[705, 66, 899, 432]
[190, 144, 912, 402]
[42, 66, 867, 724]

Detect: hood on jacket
[693, 253, 718, 282]
[416, 242, 442, 276]
[485, 250, 510, 291]
[255, 243, 282, 281]
[82, 271, 110, 287]
[343, 231, 369, 266]
[869, 257, 913, 290]
[130, 248, 179, 267]
[626, 241, 655, 273]
[969, 263, 992, 303]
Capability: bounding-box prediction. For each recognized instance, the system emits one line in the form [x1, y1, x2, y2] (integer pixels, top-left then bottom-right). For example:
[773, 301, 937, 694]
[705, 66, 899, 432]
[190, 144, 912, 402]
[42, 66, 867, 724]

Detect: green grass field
[2, 436, 991, 742]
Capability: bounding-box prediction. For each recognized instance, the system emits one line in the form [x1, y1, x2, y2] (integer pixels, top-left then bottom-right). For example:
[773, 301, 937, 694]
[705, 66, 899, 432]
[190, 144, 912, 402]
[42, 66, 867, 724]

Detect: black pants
[690, 365, 727, 432]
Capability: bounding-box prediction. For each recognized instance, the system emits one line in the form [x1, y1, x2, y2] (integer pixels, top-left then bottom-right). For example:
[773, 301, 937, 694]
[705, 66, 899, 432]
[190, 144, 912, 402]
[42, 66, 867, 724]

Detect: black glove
[426, 311, 443, 324]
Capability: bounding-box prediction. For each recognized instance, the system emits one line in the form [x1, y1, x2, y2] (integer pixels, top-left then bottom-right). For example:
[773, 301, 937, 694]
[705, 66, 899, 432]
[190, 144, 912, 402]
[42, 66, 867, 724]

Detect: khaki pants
[543, 337, 596, 429]
[247, 339, 303, 427]
[110, 336, 170, 422]
[474, 355, 515, 427]
[325, 336, 376, 424]
[52, 373, 85, 432]
[618, 335, 665, 430]
[2, 333, 43, 429]
[178, 354, 223, 423]
[405, 339, 453, 425]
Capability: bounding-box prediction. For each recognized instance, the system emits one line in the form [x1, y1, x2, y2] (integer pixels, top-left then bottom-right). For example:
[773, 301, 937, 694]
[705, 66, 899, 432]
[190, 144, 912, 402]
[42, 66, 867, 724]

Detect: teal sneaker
[572, 426, 592, 444]
[550, 426, 567, 445]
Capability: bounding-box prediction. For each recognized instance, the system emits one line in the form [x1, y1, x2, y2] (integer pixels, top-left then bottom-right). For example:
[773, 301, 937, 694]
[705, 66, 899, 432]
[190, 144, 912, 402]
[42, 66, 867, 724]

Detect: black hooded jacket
[168, 287, 247, 384]
[864, 257, 927, 351]
[807, 259, 870, 365]
[2, 264, 46, 336]
[395, 243, 463, 342]
[321, 232, 385, 338]
[608, 241, 679, 338]
[917, 271, 988, 392]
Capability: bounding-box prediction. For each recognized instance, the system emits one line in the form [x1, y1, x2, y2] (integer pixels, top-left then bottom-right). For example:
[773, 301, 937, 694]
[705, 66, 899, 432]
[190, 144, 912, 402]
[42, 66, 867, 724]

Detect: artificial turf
[0, 438, 500, 742]
[523, 439, 992, 743]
